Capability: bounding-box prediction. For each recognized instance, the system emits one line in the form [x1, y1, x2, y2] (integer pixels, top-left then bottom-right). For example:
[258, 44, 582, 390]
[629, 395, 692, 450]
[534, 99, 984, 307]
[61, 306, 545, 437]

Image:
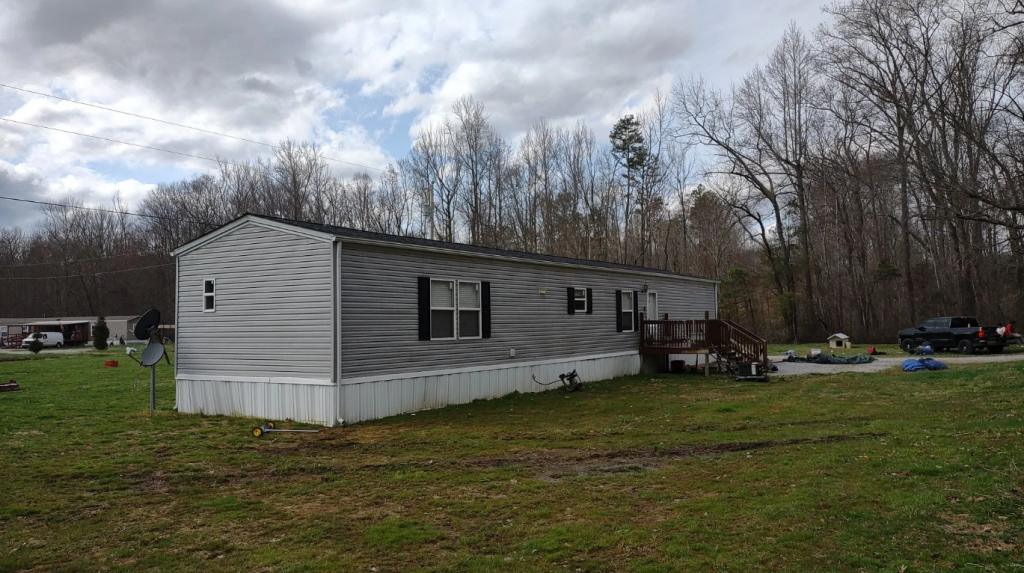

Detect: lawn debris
[1, 379, 20, 392]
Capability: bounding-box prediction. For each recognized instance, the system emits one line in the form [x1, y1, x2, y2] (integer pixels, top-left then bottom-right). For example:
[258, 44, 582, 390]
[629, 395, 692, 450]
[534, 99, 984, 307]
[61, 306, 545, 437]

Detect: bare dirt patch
[465, 432, 887, 481]
[940, 512, 1017, 552]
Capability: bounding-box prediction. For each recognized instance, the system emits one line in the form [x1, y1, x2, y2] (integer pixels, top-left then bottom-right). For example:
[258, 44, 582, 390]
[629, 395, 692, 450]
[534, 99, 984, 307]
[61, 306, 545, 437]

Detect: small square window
[573, 288, 587, 312]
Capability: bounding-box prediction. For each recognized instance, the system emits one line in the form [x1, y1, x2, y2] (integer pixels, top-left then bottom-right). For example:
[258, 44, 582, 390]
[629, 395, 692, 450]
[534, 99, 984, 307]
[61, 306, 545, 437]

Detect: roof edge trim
[339, 235, 719, 285]
[170, 215, 334, 257]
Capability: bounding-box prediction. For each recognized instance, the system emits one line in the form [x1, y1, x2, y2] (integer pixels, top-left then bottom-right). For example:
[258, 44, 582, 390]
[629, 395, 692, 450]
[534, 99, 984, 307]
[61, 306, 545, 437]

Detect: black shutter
[417, 277, 431, 341]
[482, 282, 491, 339]
[615, 290, 623, 332]
[567, 287, 576, 315]
[633, 291, 640, 332]
[586, 288, 593, 315]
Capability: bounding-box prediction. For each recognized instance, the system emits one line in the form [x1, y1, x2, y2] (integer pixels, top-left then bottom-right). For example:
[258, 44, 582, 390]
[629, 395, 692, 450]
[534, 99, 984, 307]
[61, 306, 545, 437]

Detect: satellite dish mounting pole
[132, 309, 167, 417]
[150, 363, 157, 416]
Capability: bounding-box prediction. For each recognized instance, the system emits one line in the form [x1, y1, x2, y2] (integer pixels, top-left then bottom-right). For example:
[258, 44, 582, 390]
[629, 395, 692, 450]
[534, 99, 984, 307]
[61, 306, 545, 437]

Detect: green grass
[2, 348, 1024, 571]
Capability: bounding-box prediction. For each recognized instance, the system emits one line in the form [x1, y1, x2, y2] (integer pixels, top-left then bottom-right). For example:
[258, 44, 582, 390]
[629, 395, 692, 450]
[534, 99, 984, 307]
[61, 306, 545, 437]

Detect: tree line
[2, 0, 1022, 343]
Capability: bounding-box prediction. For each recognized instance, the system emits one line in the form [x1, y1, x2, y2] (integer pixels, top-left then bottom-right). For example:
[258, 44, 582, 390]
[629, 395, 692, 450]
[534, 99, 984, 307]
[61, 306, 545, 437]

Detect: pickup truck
[899, 316, 1005, 355]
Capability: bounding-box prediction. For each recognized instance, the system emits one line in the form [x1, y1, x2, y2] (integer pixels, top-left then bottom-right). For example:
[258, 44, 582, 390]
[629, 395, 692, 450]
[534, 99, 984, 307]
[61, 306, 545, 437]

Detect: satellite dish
[126, 308, 171, 416]
[140, 341, 166, 367]
[134, 309, 161, 340]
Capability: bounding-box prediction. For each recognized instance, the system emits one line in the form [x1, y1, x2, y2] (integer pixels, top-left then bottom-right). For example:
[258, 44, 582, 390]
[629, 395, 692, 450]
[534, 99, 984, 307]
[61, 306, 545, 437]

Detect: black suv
[899, 316, 1005, 355]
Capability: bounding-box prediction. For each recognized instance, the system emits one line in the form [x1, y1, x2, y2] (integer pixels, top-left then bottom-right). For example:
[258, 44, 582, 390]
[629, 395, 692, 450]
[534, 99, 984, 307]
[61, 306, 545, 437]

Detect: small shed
[828, 333, 852, 349]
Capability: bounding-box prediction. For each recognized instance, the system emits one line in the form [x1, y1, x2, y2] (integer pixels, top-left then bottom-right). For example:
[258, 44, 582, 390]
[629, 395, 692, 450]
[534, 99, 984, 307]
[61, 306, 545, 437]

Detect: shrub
[28, 339, 44, 354]
[93, 317, 109, 351]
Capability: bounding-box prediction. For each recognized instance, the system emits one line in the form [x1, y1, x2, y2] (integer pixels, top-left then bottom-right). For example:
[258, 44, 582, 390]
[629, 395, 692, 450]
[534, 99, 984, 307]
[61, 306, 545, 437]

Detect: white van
[21, 332, 65, 349]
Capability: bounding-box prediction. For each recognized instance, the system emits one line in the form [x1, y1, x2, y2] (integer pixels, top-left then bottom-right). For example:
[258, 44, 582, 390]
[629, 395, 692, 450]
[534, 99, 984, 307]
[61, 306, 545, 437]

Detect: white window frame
[430, 279, 457, 341]
[573, 287, 588, 314]
[203, 279, 216, 313]
[457, 280, 483, 340]
[621, 291, 635, 333]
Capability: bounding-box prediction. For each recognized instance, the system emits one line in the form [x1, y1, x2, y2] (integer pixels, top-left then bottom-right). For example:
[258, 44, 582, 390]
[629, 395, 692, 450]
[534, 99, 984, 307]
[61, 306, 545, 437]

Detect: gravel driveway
[0, 347, 96, 355]
[772, 352, 1024, 376]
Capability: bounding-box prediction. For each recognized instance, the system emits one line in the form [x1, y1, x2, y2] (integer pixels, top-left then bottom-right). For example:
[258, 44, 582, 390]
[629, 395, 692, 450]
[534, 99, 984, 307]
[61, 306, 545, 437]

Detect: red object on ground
[104, 360, 118, 368]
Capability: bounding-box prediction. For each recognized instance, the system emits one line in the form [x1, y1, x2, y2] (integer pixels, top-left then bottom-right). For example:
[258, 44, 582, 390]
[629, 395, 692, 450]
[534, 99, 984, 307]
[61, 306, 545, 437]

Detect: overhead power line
[0, 195, 193, 223]
[0, 251, 145, 268]
[0, 117, 245, 167]
[0, 262, 174, 281]
[0, 82, 385, 172]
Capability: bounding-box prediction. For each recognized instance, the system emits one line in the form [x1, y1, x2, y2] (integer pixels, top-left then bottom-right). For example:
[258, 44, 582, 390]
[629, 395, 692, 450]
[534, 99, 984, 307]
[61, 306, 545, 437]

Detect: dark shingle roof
[255, 214, 717, 283]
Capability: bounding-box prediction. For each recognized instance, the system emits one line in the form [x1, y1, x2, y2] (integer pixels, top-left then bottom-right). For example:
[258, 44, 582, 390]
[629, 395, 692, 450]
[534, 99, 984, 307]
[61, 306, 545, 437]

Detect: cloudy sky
[0, 0, 830, 229]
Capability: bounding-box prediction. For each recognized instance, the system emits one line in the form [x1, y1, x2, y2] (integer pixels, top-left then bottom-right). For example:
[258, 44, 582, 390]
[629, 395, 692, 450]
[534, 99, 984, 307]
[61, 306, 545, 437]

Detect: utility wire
[0, 83, 386, 172]
[0, 262, 173, 281]
[0, 195, 198, 224]
[0, 117, 245, 167]
[0, 251, 145, 268]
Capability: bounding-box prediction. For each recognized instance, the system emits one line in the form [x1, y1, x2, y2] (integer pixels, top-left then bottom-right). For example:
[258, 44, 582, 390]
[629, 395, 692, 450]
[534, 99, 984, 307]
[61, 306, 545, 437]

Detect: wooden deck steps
[639, 313, 768, 376]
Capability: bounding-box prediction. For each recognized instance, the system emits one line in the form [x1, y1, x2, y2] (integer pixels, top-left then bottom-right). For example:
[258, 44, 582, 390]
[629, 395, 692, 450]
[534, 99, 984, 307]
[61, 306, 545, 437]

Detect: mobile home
[171, 215, 725, 426]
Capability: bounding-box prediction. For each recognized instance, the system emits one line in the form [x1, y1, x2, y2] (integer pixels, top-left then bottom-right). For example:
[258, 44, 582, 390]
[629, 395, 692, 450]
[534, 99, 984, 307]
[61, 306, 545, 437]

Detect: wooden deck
[639, 314, 768, 368]
[639, 319, 714, 355]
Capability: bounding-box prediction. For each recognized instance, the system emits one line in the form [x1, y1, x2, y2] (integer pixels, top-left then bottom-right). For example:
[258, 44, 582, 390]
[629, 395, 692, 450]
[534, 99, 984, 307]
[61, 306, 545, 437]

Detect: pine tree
[609, 115, 650, 263]
[93, 317, 109, 351]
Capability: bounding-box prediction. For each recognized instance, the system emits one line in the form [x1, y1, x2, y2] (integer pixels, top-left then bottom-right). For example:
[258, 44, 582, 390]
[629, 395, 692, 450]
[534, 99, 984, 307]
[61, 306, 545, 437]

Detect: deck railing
[717, 319, 769, 364]
[1, 333, 26, 348]
[640, 314, 767, 365]
[640, 319, 711, 353]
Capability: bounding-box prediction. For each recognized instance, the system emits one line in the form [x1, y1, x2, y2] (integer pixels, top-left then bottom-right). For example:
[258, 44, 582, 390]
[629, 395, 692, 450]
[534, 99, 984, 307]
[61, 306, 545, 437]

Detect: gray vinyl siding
[339, 243, 717, 379]
[177, 222, 334, 378]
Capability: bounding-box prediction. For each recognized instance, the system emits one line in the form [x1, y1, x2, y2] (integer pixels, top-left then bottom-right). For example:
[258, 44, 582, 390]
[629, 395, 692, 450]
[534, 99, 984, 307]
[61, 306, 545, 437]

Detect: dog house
[828, 333, 852, 350]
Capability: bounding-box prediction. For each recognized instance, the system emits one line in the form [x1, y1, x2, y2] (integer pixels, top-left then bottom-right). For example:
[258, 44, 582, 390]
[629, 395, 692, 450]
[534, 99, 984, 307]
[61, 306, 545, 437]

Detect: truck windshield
[950, 318, 979, 328]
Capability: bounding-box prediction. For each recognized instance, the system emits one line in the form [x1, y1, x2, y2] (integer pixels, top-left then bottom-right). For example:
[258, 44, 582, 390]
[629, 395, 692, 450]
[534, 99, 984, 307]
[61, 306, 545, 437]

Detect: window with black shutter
[568, 287, 588, 314]
[419, 277, 492, 341]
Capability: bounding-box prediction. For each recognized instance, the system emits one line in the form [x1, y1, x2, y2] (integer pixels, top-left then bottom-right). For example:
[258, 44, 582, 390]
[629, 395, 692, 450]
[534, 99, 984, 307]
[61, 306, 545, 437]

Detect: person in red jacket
[1006, 320, 1022, 345]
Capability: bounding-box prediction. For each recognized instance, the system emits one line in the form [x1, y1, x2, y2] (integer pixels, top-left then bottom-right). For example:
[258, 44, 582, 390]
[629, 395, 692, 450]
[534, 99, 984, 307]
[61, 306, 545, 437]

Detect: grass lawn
[2, 349, 1024, 572]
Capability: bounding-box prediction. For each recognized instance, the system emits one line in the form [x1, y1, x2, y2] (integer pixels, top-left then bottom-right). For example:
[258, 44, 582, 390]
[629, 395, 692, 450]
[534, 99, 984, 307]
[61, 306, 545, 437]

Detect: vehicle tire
[901, 338, 916, 354]
[989, 345, 1005, 354]
[55, 342, 62, 348]
[251, 427, 263, 438]
[265, 421, 276, 429]
[957, 340, 975, 355]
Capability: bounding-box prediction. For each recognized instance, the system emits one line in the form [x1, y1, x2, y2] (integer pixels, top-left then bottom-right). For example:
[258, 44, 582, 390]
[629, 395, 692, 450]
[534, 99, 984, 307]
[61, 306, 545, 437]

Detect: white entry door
[647, 292, 659, 321]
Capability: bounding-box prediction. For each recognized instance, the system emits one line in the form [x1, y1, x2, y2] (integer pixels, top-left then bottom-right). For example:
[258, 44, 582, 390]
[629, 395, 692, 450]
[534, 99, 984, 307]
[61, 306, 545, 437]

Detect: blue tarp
[903, 359, 926, 372]
[903, 358, 948, 372]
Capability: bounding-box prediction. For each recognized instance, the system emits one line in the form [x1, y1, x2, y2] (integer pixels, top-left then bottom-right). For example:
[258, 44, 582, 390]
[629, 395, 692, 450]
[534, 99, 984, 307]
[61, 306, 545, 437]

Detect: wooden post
[704, 352, 709, 378]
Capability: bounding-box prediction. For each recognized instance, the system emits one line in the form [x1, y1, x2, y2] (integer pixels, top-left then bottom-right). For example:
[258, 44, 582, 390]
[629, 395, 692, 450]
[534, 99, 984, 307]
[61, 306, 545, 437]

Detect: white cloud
[0, 0, 829, 229]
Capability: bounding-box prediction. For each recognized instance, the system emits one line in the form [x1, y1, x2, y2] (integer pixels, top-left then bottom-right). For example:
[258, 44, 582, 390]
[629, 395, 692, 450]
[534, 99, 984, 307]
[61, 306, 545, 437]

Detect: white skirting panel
[338, 351, 641, 424]
[176, 378, 338, 426]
